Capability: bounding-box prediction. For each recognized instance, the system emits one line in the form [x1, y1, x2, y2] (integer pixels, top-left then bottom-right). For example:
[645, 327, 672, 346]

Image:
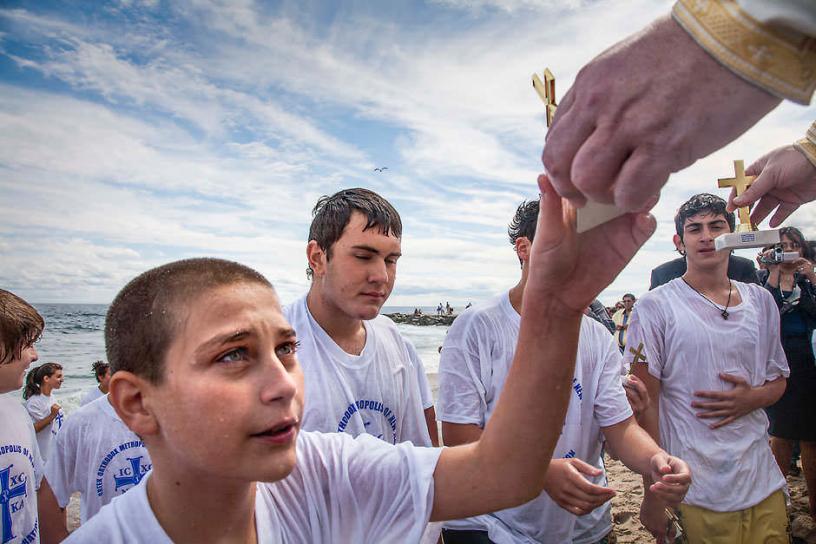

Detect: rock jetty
[384, 313, 457, 326]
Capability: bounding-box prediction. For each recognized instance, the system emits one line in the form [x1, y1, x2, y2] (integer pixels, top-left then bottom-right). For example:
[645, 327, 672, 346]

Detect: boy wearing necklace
[629, 194, 790, 543]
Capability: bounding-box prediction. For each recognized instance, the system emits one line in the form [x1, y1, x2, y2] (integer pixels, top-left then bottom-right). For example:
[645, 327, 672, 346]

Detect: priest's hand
[541, 15, 780, 211]
[728, 145, 816, 227]
[543, 458, 615, 516]
[526, 175, 655, 313]
[623, 375, 650, 417]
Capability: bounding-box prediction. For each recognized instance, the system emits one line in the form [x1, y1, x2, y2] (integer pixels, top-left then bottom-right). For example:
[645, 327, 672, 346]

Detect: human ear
[514, 237, 532, 264]
[672, 234, 685, 256]
[306, 240, 327, 277]
[108, 371, 160, 437]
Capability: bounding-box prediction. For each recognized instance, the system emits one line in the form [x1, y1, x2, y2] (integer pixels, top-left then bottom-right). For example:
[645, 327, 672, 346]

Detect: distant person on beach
[46, 380, 152, 525]
[23, 361, 65, 463]
[437, 199, 690, 544]
[585, 299, 615, 335]
[284, 188, 439, 451]
[63, 179, 667, 541]
[80, 360, 111, 407]
[629, 194, 789, 542]
[437, 303, 444, 316]
[0, 289, 70, 543]
[611, 294, 635, 353]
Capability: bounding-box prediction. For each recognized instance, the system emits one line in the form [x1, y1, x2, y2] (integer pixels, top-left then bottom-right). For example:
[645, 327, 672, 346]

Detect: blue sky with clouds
[1, 0, 814, 306]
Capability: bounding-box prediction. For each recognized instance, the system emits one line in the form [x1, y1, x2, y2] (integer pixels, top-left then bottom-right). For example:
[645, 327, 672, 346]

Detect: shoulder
[652, 257, 685, 275]
[738, 281, 776, 307]
[448, 294, 507, 335]
[282, 294, 308, 323]
[65, 477, 160, 543]
[729, 255, 757, 271]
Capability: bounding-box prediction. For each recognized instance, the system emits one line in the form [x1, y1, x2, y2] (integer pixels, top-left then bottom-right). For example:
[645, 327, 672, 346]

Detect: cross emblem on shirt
[113, 456, 146, 491]
[1, 465, 27, 544]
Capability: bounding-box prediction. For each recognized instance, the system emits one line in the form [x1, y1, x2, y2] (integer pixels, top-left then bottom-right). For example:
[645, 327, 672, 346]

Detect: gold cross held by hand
[532, 68, 557, 127]
[629, 342, 647, 367]
[717, 160, 756, 232]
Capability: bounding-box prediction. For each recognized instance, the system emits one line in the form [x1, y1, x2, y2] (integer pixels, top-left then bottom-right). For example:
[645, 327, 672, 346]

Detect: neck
[40, 383, 53, 397]
[508, 267, 528, 315]
[683, 260, 730, 293]
[306, 288, 366, 354]
[148, 457, 257, 544]
[98, 383, 109, 394]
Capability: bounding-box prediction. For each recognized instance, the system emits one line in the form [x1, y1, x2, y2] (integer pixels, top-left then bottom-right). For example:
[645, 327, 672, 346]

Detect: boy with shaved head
[66, 177, 686, 543]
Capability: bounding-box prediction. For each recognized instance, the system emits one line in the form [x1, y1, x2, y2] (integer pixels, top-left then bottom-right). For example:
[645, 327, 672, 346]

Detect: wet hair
[92, 360, 110, 382]
[674, 193, 735, 242]
[23, 362, 63, 400]
[105, 258, 273, 384]
[780, 226, 814, 261]
[306, 188, 402, 279]
[508, 200, 540, 265]
[0, 289, 44, 366]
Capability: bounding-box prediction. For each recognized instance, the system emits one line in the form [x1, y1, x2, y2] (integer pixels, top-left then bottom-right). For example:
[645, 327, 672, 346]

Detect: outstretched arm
[430, 175, 655, 521]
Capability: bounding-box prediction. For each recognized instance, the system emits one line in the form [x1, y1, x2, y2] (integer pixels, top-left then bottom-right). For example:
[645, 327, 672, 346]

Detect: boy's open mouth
[251, 419, 299, 444]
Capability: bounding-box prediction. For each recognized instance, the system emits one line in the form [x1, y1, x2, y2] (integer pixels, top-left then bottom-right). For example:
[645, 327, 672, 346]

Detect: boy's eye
[217, 347, 248, 364]
[385, 258, 398, 265]
[355, 255, 371, 260]
[276, 341, 300, 357]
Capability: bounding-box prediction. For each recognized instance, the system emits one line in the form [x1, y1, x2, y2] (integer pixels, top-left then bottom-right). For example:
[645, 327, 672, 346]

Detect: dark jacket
[649, 255, 759, 290]
[757, 269, 816, 335]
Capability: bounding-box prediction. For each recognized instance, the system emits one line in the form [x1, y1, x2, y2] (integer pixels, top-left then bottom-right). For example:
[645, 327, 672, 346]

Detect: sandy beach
[66, 373, 815, 542]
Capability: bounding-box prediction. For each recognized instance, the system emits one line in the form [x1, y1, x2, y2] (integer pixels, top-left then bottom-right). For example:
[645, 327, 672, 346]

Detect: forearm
[33, 413, 56, 433]
[604, 418, 663, 477]
[750, 376, 787, 409]
[38, 479, 68, 544]
[432, 299, 582, 520]
[476, 299, 581, 498]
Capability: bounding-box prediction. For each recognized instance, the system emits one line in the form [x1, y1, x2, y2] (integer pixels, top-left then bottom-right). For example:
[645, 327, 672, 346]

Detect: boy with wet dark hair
[80, 361, 110, 407]
[631, 193, 789, 542]
[66, 177, 673, 542]
[286, 187, 438, 453]
[0, 289, 67, 543]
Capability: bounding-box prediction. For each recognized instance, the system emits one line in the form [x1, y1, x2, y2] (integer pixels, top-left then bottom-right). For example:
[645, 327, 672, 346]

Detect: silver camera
[758, 245, 799, 265]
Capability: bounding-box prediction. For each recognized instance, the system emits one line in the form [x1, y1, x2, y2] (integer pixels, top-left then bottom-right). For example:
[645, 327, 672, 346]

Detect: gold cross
[629, 342, 647, 368]
[718, 160, 756, 232]
[532, 68, 557, 127]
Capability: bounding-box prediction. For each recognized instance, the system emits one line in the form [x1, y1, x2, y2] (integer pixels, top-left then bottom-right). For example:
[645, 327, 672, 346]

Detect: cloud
[0, 1, 814, 307]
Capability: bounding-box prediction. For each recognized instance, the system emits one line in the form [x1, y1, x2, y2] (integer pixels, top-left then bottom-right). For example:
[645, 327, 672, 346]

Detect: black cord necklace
[681, 277, 732, 320]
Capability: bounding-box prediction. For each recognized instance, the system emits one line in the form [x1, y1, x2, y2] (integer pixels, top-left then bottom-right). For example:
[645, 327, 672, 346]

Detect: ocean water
[21, 304, 449, 416]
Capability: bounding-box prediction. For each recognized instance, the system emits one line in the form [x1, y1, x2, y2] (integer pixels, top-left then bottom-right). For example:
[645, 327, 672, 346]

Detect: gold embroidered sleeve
[794, 121, 816, 168]
[672, 0, 816, 104]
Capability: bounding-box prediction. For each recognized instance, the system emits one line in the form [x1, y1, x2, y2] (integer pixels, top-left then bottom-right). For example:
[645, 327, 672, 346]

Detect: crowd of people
[1, 1, 815, 543]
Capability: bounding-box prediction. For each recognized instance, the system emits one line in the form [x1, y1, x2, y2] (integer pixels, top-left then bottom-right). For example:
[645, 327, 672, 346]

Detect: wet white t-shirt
[437, 293, 632, 544]
[625, 279, 789, 511]
[45, 395, 151, 523]
[79, 387, 104, 407]
[25, 394, 63, 463]
[64, 431, 441, 543]
[0, 393, 44, 544]
[284, 296, 432, 446]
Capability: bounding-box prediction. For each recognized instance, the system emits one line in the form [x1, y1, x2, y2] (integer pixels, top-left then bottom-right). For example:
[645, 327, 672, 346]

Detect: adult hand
[639, 497, 668, 542]
[623, 375, 650, 416]
[692, 373, 756, 428]
[50, 403, 61, 415]
[729, 145, 816, 227]
[647, 452, 691, 508]
[543, 458, 615, 515]
[541, 15, 781, 211]
[794, 257, 816, 284]
[527, 175, 656, 313]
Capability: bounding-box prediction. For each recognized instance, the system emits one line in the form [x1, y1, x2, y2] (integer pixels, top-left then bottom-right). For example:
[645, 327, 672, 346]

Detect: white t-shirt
[44, 395, 151, 523]
[437, 292, 632, 543]
[626, 279, 789, 512]
[65, 431, 442, 543]
[79, 387, 104, 408]
[25, 394, 63, 463]
[284, 296, 432, 446]
[0, 393, 44, 544]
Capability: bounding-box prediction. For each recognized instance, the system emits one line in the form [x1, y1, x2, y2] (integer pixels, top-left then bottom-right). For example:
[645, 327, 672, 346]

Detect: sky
[0, 0, 814, 307]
